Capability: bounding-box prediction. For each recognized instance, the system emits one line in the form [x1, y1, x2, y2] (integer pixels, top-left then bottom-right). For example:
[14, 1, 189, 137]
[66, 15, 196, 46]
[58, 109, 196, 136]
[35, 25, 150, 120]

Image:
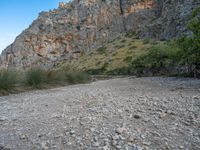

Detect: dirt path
[0, 77, 200, 150]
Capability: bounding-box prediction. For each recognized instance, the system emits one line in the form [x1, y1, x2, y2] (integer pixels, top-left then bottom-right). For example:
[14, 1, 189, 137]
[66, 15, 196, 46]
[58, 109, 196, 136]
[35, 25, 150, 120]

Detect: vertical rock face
[0, 0, 199, 69]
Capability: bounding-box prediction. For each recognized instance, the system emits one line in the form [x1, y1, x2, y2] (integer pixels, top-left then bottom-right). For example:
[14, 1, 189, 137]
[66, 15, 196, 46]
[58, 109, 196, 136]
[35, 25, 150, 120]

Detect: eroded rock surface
[0, 0, 199, 69]
[0, 77, 200, 149]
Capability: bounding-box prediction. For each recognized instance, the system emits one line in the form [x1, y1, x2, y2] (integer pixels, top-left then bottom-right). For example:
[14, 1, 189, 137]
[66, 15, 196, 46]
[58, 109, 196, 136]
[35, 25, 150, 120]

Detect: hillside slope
[58, 34, 153, 74]
[0, 0, 199, 69]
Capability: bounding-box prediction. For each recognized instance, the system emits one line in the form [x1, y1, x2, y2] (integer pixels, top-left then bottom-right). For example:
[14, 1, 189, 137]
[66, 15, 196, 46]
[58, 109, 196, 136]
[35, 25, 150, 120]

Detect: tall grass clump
[25, 68, 46, 88]
[0, 70, 17, 91]
[65, 70, 90, 84]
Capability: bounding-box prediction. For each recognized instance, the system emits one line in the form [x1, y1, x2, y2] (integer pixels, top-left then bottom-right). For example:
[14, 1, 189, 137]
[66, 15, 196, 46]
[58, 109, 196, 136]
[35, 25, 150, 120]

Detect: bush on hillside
[129, 7, 200, 77]
[130, 43, 181, 76]
[106, 67, 131, 75]
[97, 46, 107, 54]
[175, 6, 200, 77]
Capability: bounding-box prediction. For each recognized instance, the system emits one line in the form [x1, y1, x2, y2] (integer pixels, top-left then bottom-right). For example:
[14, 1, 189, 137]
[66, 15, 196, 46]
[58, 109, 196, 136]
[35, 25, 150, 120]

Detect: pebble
[112, 135, 120, 140]
[19, 134, 28, 140]
[128, 136, 134, 142]
[143, 142, 151, 146]
[70, 130, 75, 135]
[112, 140, 118, 146]
[179, 145, 184, 149]
[41, 141, 49, 150]
[92, 142, 100, 147]
[102, 145, 110, 150]
[116, 145, 122, 149]
[192, 96, 199, 99]
[0, 77, 199, 149]
[159, 112, 167, 118]
[133, 114, 141, 119]
[0, 116, 6, 122]
[116, 127, 126, 134]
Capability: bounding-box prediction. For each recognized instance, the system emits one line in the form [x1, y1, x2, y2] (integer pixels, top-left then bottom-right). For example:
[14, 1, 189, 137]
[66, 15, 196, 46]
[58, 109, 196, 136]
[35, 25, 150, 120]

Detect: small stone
[116, 145, 122, 149]
[179, 145, 184, 149]
[112, 135, 120, 140]
[116, 127, 126, 134]
[51, 114, 61, 118]
[121, 136, 125, 140]
[159, 112, 167, 119]
[19, 134, 28, 140]
[118, 109, 123, 113]
[102, 145, 110, 150]
[88, 107, 97, 113]
[0, 144, 8, 150]
[132, 145, 143, 150]
[93, 136, 98, 142]
[112, 140, 118, 146]
[37, 134, 43, 138]
[70, 130, 75, 135]
[166, 110, 175, 115]
[41, 141, 49, 150]
[143, 142, 151, 146]
[92, 142, 100, 147]
[128, 136, 134, 142]
[143, 118, 150, 122]
[133, 114, 141, 119]
[90, 127, 95, 132]
[67, 142, 72, 146]
[193, 96, 199, 99]
[0, 117, 6, 122]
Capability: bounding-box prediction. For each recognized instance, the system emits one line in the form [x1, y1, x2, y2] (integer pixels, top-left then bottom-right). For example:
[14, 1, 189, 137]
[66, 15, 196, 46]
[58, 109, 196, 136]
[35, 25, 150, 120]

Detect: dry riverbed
[0, 77, 200, 150]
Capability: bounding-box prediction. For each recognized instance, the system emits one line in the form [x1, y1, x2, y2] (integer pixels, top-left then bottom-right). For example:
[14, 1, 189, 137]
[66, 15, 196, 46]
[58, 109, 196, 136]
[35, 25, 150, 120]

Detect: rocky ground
[0, 77, 200, 150]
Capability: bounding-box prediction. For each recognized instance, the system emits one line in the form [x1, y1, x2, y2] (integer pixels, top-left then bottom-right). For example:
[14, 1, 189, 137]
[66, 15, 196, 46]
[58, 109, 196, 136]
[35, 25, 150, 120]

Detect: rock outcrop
[0, 0, 199, 69]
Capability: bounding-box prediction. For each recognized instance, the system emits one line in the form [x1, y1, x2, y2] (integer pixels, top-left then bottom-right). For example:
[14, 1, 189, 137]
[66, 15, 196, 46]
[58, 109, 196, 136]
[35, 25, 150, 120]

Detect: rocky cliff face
[0, 0, 199, 69]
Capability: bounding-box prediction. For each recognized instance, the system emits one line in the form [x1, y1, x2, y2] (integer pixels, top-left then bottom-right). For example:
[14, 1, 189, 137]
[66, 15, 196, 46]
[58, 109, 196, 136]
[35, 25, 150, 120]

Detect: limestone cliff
[0, 0, 199, 69]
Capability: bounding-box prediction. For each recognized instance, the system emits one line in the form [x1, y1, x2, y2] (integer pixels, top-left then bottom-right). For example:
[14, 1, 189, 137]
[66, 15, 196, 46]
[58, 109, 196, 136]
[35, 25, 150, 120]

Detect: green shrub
[143, 39, 150, 44]
[25, 68, 46, 88]
[129, 45, 137, 50]
[129, 7, 200, 77]
[120, 39, 126, 43]
[114, 45, 124, 49]
[65, 71, 89, 84]
[130, 43, 181, 76]
[107, 67, 131, 75]
[123, 56, 133, 63]
[175, 6, 200, 77]
[126, 31, 136, 38]
[0, 70, 16, 91]
[86, 63, 108, 75]
[97, 46, 107, 54]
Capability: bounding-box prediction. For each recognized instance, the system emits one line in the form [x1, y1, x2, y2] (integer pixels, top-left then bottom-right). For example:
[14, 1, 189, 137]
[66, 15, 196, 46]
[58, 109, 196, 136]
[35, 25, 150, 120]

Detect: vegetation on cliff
[129, 6, 200, 77]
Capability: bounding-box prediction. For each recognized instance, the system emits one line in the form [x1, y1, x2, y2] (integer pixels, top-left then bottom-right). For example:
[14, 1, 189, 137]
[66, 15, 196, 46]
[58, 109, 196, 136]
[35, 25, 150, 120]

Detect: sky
[0, 0, 70, 53]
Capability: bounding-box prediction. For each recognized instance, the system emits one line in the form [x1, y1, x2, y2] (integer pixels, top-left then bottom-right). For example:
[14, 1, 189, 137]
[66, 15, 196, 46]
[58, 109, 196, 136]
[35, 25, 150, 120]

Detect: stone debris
[0, 77, 200, 149]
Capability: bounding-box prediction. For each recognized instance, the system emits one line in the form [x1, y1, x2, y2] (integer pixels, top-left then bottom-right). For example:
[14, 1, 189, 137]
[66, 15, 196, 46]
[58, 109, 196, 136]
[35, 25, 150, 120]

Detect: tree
[177, 6, 200, 77]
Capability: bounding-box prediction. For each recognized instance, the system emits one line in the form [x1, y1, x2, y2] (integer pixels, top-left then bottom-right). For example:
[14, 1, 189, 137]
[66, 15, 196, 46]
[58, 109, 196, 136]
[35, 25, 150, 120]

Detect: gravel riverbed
[0, 77, 200, 150]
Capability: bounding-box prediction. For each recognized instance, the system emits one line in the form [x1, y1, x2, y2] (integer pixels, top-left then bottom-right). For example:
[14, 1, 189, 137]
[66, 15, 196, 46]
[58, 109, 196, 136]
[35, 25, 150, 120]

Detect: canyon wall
[0, 0, 199, 69]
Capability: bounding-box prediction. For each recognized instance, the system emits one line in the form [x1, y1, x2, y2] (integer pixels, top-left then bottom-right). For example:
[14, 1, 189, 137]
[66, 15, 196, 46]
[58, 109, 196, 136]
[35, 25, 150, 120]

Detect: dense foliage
[176, 6, 200, 77]
[129, 6, 200, 77]
[0, 70, 16, 90]
[0, 68, 90, 94]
